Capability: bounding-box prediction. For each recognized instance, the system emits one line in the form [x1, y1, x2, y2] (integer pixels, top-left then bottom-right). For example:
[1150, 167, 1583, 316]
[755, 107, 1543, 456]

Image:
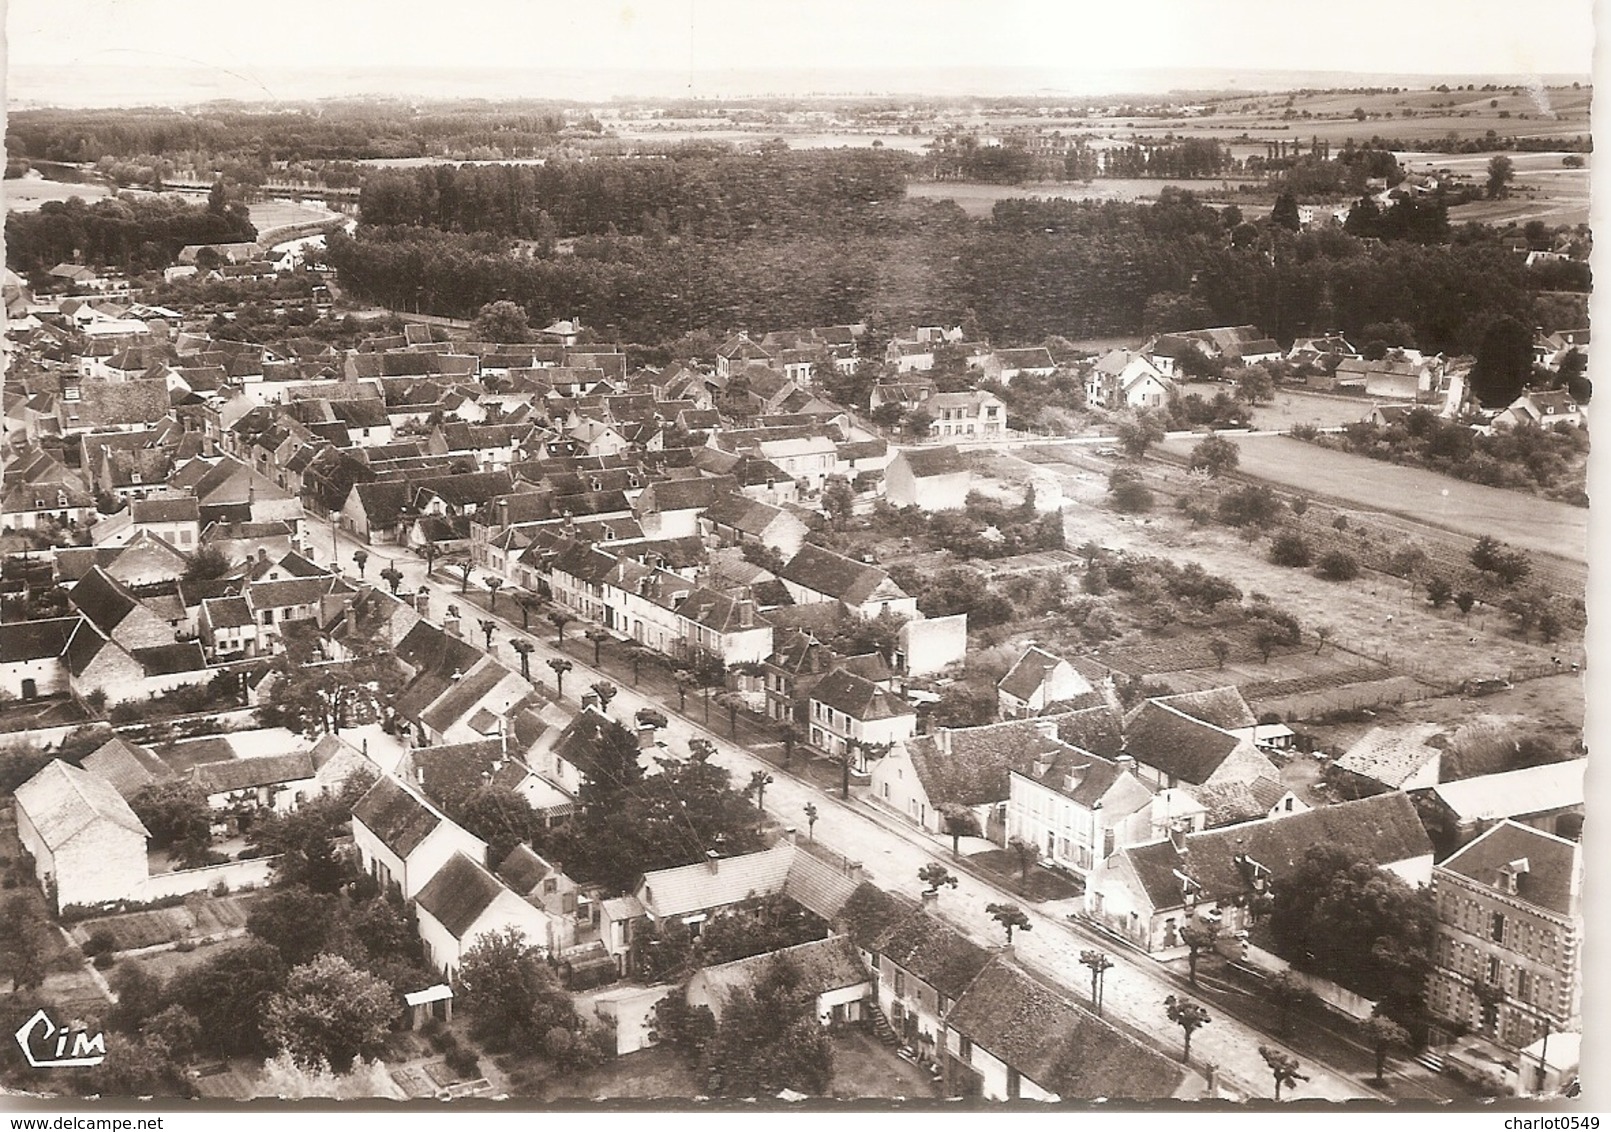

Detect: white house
[350, 775, 489, 900]
[996, 645, 1094, 718]
[14, 760, 150, 911]
[685, 936, 870, 1027]
[414, 851, 553, 978]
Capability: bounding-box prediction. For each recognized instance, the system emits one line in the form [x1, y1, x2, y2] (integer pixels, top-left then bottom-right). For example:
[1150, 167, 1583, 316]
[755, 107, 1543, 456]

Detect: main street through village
[324, 523, 1389, 1103]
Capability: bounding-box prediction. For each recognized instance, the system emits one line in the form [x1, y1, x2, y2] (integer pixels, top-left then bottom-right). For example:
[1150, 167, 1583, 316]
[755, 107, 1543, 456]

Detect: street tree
[549, 610, 573, 642]
[546, 656, 573, 696]
[509, 638, 534, 679]
[778, 723, 800, 769]
[455, 562, 474, 594]
[1007, 835, 1039, 891]
[485, 576, 503, 611]
[918, 862, 958, 895]
[1181, 919, 1220, 986]
[940, 804, 982, 858]
[1079, 949, 1113, 1017]
[1361, 1013, 1411, 1083]
[585, 626, 610, 666]
[590, 680, 618, 714]
[478, 619, 496, 651]
[1164, 995, 1211, 1062]
[1265, 970, 1314, 1036]
[1189, 434, 1241, 478]
[352, 549, 368, 578]
[746, 770, 774, 812]
[1259, 1045, 1309, 1100]
[986, 902, 1032, 946]
[263, 955, 396, 1073]
[378, 565, 404, 595]
[803, 802, 819, 842]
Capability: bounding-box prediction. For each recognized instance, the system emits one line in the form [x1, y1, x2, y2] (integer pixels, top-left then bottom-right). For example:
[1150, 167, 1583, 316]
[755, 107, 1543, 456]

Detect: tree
[986, 902, 1032, 946]
[130, 780, 212, 851]
[649, 984, 717, 1063]
[1108, 467, 1154, 513]
[351, 549, 368, 578]
[590, 680, 618, 714]
[821, 476, 855, 528]
[378, 565, 404, 595]
[1362, 1012, 1411, 1083]
[1254, 624, 1285, 664]
[1233, 366, 1275, 406]
[1312, 624, 1333, 655]
[182, 545, 232, 582]
[547, 656, 572, 695]
[746, 770, 774, 812]
[1265, 970, 1314, 1036]
[1209, 635, 1231, 670]
[1078, 949, 1113, 1016]
[455, 927, 576, 1054]
[455, 562, 474, 594]
[1189, 434, 1241, 478]
[485, 576, 503, 611]
[1181, 919, 1220, 986]
[918, 862, 958, 895]
[585, 626, 610, 667]
[477, 618, 496, 651]
[1269, 531, 1313, 567]
[1426, 575, 1453, 608]
[262, 953, 394, 1069]
[169, 939, 287, 1057]
[778, 723, 800, 769]
[1472, 315, 1533, 407]
[248, 885, 346, 967]
[939, 803, 981, 858]
[1486, 154, 1515, 199]
[1454, 589, 1477, 617]
[1259, 1045, 1309, 1100]
[803, 802, 819, 842]
[471, 299, 532, 344]
[706, 954, 834, 1097]
[250, 779, 373, 892]
[1317, 549, 1360, 581]
[549, 610, 573, 643]
[1270, 190, 1300, 230]
[1115, 410, 1166, 457]
[1006, 835, 1039, 891]
[1164, 995, 1211, 1062]
[510, 638, 534, 679]
[0, 895, 49, 991]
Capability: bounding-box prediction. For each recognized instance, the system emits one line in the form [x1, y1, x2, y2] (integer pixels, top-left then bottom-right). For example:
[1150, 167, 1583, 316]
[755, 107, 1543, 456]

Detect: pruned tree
[585, 626, 610, 667]
[746, 770, 774, 812]
[918, 862, 958, 895]
[1361, 1012, 1411, 1083]
[986, 902, 1032, 946]
[546, 656, 572, 696]
[1079, 949, 1113, 1017]
[1265, 969, 1314, 1037]
[378, 565, 404, 595]
[1181, 919, 1220, 986]
[549, 610, 573, 643]
[478, 618, 496, 651]
[1259, 1045, 1309, 1100]
[1164, 995, 1211, 1062]
[351, 549, 369, 578]
[590, 680, 618, 714]
[485, 576, 503, 611]
[455, 562, 474, 594]
[940, 804, 982, 858]
[509, 638, 534, 680]
[1007, 834, 1039, 890]
[803, 802, 819, 842]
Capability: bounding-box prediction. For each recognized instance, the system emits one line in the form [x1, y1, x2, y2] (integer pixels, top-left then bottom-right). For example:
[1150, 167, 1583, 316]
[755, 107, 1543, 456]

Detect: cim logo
[14, 1009, 107, 1068]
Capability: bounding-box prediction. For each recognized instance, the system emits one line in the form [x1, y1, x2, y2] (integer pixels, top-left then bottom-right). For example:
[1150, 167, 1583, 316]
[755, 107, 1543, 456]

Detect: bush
[84, 929, 118, 956]
[445, 1047, 481, 1080]
[93, 952, 116, 969]
[1317, 550, 1360, 581]
[1269, 532, 1314, 567]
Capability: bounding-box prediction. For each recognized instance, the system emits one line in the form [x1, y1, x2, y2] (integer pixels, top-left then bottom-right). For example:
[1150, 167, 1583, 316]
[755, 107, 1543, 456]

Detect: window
[1491, 912, 1505, 943]
[262, 610, 274, 625]
[1516, 969, 1529, 1004]
[894, 971, 906, 998]
[1487, 956, 1501, 985]
[958, 1035, 973, 1065]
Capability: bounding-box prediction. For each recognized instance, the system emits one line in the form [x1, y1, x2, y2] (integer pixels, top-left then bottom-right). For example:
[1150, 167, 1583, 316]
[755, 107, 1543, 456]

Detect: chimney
[1116, 754, 1135, 772]
[414, 590, 431, 615]
[937, 729, 953, 755]
[737, 599, 755, 629]
[920, 888, 938, 909]
[495, 499, 509, 529]
[782, 826, 797, 844]
[1033, 718, 1058, 741]
[257, 547, 269, 564]
[705, 849, 720, 873]
[1169, 823, 1189, 852]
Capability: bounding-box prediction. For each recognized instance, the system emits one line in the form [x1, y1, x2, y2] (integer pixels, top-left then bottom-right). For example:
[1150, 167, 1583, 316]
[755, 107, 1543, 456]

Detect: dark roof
[131, 642, 207, 675]
[871, 908, 993, 998]
[1123, 701, 1246, 786]
[352, 775, 448, 858]
[836, 882, 919, 949]
[694, 936, 867, 1009]
[0, 616, 80, 662]
[1122, 791, 1433, 910]
[1439, 820, 1580, 918]
[809, 668, 911, 722]
[998, 646, 1069, 701]
[70, 567, 140, 636]
[192, 752, 316, 795]
[131, 496, 201, 525]
[414, 851, 508, 938]
[1146, 687, 1256, 731]
[201, 596, 253, 628]
[780, 544, 903, 606]
[948, 960, 1186, 1099]
[904, 719, 1066, 807]
[551, 707, 641, 787]
[418, 658, 519, 735]
[497, 843, 561, 895]
[1055, 705, 1126, 757]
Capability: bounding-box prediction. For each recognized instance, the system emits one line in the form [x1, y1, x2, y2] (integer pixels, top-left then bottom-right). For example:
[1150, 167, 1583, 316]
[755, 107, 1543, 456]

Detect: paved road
[326, 528, 1376, 1102]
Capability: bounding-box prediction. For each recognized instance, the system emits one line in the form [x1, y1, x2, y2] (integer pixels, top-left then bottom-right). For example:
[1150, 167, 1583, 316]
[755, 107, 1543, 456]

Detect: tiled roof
[779, 544, 903, 607]
[1145, 686, 1256, 732]
[130, 496, 201, 525]
[14, 759, 149, 848]
[353, 775, 454, 859]
[497, 843, 562, 895]
[414, 851, 509, 938]
[192, 752, 316, 795]
[1122, 701, 1246, 786]
[0, 616, 80, 663]
[419, 658, 519, 736]
[870, 907, 992, 998]
[948, 959, 1186, 1099]
[1333, 724, 1446, 790]
[835, 882, 918, 949]
[636, 842, 796, 919]
[70, 567, 140, 636]
[808, 668, 910, 723]
[81, 736, 170, 800]
[694, 935, 867, 1009]
[998, 646, 1068, 701]
[1054, 705, 1125, 757]
[905, 718, 1065, 807]
[1121, 791, 1432, 910]
[1438, 821, 1579, 918]
[780, 844, 863, 921]
[131, 642, 207, 675]
[201, 596, 254, 629]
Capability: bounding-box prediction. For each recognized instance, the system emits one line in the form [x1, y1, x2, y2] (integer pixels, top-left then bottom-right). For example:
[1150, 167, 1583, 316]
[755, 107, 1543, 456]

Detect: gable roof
[192, 752, 317, 796]
[636, 842, 797, 919]
[496, 843, 565, 895]
[353, 775, 460, 860]
[808, 667, 911, 722]
[81, 735, 171, 800]
[948, 959, 1186, 1099]
[896, 445, 968, 478]
[868, 907, 993, 998]
[69, 566, 142, 636]
[779, 543, 905, 607]
[0, 617, 80, 663]
[694, 935, 867, 1009]
[1144, 686, 1257, 732]
[15, 759, 150, 847]
[1334, 723, 1446, 790]
[1122, 701, 1248, 786]
[998, 646, 1073, 702]
[1438, 821, 1580, 918]
[904, 718, 1066, 807]
[414, 851, 512, 938]
[1428, 758, 1586, 824]
[836, 882, 919, 949]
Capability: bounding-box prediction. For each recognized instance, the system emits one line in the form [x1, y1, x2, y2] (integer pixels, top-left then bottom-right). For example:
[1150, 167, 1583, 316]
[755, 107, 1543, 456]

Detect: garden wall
[1242, 942, 1377, 1022]
[141, 855, 279, 901]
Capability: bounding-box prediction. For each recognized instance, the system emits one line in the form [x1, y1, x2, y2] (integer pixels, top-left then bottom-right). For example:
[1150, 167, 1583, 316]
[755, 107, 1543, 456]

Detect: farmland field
[3, 174, 111, 211]
[1156, 434, 1588, 566]
[906, 178, 1261, 215]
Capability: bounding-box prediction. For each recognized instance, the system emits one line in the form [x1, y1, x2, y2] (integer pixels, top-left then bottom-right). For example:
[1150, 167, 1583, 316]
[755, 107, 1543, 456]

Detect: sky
[5, 0, 1597, 104]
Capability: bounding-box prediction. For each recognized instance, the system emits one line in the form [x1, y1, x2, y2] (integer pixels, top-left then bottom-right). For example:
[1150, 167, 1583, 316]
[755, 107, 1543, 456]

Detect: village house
[496, 843, 590, 952]
[350, 775, 489, 900]
[1331, 723, 1447, 799]
[1005, 740, 1167, 876]
[943, 958, 1191, 1100]
[1084, 791, 1432, 953]
[14, 759, 151, 911]
[1427, 821, 1582, 1054]
[414, 851, 553, 979]
[996, 645, 1097, 718]
[1085, 350, 1176, 410]
[981, 347, 1056, 386]
[777, 544, 919, 621]
[884, 445, 971, 510]
[1495, 387, 1584, 431]
[1419, 759, 1586, 860]
[128, 495, 202, 550]
[698, 492, 810, 560]
[685, 936, 871, 1027]
[0, 618, 80, 701]
[925, 391, 1007, 440]
[1119, 698, 1280, 790]
[807, 668, 917, 769]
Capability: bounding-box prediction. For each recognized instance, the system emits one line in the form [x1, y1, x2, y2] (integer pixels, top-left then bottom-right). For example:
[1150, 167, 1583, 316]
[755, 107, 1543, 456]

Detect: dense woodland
[6, 190, 256, 273]
[327, 151, 1578, 356]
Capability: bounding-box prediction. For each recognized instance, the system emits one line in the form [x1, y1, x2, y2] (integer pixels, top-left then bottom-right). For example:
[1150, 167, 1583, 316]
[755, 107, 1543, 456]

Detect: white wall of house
[16, 806, 148, 911]
[0, 657, 68, 700]
[353, 818, 487, 900]
[417, 892, 551, 979]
